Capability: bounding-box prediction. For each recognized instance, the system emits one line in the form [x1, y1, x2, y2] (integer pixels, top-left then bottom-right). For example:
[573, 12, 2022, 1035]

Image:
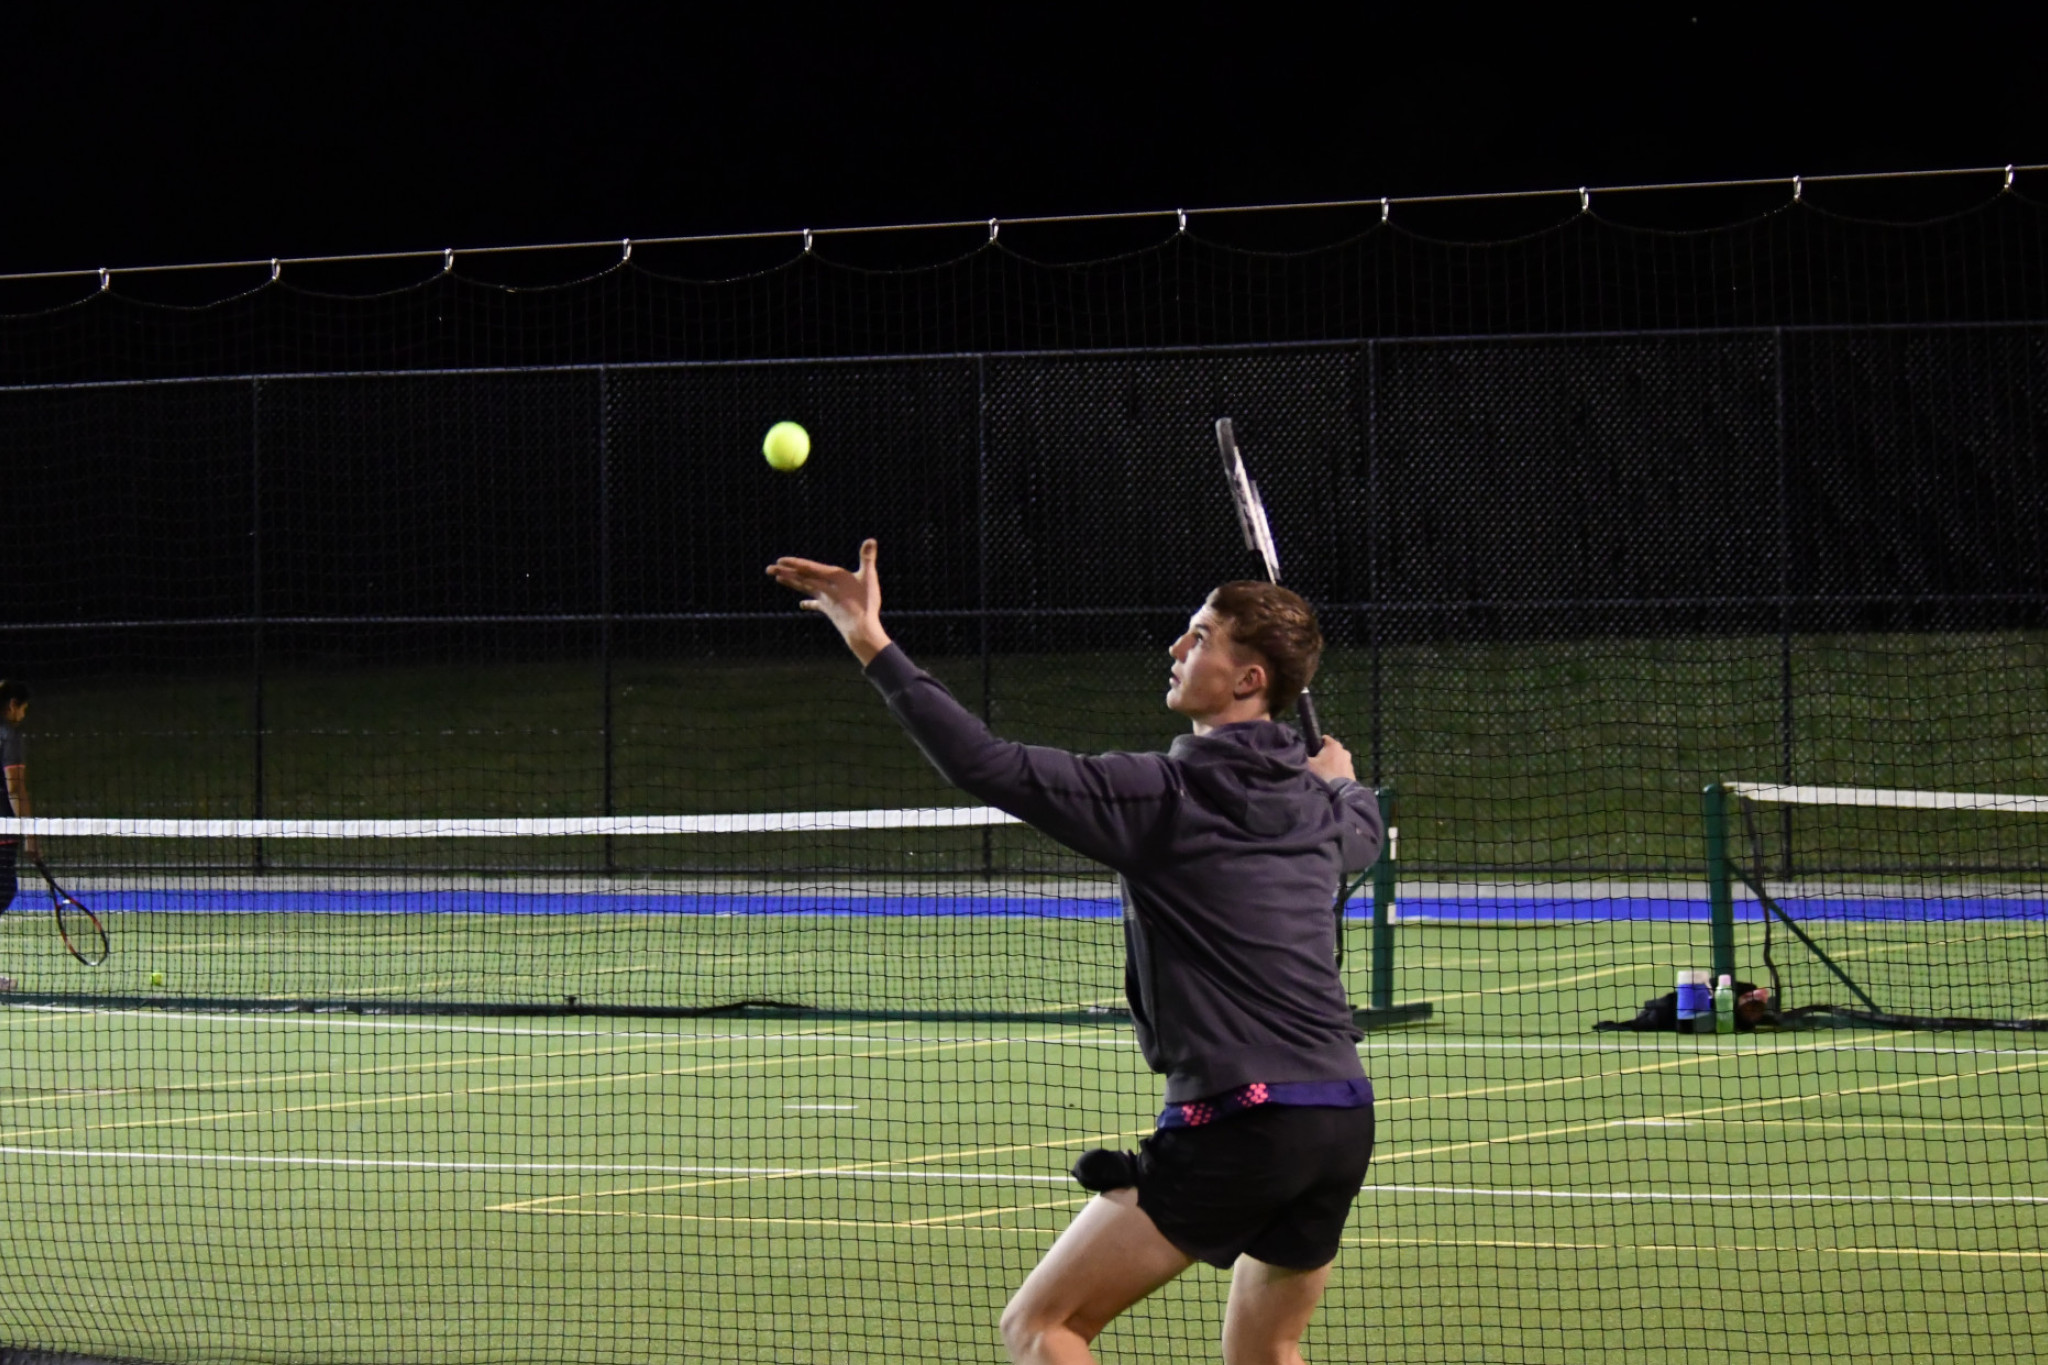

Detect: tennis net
[1706, 782, 2048, 1028]
[0, 809, 1409, 1023]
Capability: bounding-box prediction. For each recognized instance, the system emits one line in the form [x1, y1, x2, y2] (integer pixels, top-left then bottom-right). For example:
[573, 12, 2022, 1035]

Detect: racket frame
[1214, 417, 1323, 754]
[33, 857, 110, 967]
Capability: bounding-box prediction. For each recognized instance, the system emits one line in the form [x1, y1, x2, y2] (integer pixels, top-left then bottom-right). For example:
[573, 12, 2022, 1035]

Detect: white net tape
[0, 807, 1021, 839]
[1724, 783, 2048, 814]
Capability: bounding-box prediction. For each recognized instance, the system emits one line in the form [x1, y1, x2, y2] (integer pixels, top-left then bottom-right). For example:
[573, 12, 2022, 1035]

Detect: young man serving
[768, 540, 1381, 1365]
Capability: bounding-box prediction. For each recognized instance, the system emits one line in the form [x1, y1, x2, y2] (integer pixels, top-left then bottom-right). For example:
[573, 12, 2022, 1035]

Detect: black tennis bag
[1594, 981, 1767, 1032]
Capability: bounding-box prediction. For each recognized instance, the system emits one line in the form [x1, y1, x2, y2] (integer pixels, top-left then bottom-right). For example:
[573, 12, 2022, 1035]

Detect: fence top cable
[1, 163, 2040, 286]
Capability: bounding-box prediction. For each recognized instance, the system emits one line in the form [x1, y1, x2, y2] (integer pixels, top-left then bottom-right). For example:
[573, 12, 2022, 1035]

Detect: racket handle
[1296, 690, 1324, 756]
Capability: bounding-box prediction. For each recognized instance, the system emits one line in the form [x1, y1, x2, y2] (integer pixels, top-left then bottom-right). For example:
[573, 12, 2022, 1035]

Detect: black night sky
[4, 8, 2040, 279]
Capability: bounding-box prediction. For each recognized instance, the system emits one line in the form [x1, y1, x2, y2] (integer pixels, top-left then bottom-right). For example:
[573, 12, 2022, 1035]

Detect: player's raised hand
[1306, 734, 1356, 783]
[767, 538, 892, 665]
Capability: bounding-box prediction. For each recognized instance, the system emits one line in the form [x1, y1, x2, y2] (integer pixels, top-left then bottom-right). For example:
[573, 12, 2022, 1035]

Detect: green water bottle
[1713, 974, 1737, 1034]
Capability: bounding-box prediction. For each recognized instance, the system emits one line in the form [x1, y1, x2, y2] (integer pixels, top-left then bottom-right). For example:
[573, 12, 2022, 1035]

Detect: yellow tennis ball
[762, 421, 811, 472]
[150, 971, 165, 987]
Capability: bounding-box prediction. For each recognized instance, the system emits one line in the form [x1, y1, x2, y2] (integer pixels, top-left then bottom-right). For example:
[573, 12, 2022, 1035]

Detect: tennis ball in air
[762, 421, 811, 472]
[150, 971, 164, 987]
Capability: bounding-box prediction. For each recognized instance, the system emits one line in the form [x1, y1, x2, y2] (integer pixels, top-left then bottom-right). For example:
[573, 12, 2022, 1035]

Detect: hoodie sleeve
[1324, 776, 1386, 873]
[864, 644, 1176, 871]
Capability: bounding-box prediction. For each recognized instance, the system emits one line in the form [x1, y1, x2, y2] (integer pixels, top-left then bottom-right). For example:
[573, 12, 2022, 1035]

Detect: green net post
[1703, 782, 1737, 984]
[1371, 786, 1397, 1011]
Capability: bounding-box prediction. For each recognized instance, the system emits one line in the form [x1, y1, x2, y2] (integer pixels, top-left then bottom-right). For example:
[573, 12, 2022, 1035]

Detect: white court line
[7, 1145, 2028, 1210]
[8, 1005, 2040, 1082]
[0, 1146, 1069, 1182]
[0, 1005, 1138, 1047]
[1359, 1037, 2048, 1058]
[1364, 1182, 2048, 1205]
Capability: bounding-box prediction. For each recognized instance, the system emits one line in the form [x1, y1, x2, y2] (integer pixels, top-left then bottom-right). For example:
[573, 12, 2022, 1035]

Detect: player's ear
[1234, 661, 1268, 701]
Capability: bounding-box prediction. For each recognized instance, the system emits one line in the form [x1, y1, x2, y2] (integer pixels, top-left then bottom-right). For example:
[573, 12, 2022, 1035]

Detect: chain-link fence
[6, 328, 2043, 874]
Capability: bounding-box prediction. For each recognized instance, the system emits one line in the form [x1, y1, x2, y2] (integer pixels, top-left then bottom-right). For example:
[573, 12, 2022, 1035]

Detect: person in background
[1, 680, 38, 992]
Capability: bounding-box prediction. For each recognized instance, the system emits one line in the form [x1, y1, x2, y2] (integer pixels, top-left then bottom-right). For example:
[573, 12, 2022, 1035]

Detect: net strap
[0, 808, 1021, 838]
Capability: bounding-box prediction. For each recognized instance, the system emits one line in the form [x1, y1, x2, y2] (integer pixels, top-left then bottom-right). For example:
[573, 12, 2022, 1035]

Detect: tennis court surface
[1, 868, 2042, 1364]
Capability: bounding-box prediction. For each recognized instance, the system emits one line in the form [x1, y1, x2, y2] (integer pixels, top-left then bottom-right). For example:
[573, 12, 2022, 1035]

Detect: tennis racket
[33, 857, 109, 967]
[1216, 417, 1324, 755]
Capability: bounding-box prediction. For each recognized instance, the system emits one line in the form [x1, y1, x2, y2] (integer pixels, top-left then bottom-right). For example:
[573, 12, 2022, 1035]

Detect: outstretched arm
[765, 538, 893, 666]
[768, 538, 1175, 870]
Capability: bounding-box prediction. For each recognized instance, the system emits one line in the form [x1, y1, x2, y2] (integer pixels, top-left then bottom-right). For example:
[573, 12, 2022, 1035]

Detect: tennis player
[0, 680, 36, 993]
[769, 540, 1380, 1365]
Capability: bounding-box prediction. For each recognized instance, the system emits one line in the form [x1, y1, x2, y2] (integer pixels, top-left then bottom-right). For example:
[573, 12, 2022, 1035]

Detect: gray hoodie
[865, 644, 1384, 1103]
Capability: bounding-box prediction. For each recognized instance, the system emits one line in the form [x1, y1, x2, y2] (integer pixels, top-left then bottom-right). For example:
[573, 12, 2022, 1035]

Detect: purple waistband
[1158, 1075, 1374, 1129]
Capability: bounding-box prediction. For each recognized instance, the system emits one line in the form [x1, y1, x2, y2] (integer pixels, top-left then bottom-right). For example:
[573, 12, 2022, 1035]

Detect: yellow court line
[0, 1031, 1024, 1143]
[1380, 1050, 1728, 1109]
[1674, 1055, 2048, 1122]
[1, 1012, 1073, 1118]
[1767, 1116, 2048, 1135]
[1379, 1051, 2048, 1162]
[1381, 1116, 1627, 1163]
[1343, 1233, 2048, 1260]
[1406, 941, 1681, 972]
[1418, 964, 1645, 1005]
[485, 1206, 1081, 1232]
[0, 1029, 766, 1112]
[494, 1116, 1154, 1213]
[901, 1196, 1089, 1227]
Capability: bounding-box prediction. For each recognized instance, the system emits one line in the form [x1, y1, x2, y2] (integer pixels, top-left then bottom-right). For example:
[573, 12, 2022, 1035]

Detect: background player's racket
[33, 857, 109, 966]
[1216, 417, 1323, 755]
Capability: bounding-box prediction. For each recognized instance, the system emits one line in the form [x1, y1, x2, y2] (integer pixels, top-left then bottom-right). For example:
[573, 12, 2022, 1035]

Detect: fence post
[1703, 782, 1736, 984]
[599, 367, 616, 874]
[1370, 786, 1397, 1011]
[250, 377, 267, 873]
[977, 355, 996, 879]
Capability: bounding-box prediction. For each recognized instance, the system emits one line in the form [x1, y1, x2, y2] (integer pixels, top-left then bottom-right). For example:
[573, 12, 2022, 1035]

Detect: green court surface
[1, 919, 2042, 1364]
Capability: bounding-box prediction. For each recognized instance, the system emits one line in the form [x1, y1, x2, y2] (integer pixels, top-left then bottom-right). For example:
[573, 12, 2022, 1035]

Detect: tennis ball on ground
[150, 971, 164, 987]
[762, 421, 811, 472]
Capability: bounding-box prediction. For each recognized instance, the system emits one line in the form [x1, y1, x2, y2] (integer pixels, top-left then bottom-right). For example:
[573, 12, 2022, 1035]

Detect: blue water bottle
[1675, 969, 1711, 1033]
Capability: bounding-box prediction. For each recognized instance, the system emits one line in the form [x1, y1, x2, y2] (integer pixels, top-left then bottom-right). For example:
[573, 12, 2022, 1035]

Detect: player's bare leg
[1220, 1254, 1333, 1365]
[999, 1187, 1194, 1364]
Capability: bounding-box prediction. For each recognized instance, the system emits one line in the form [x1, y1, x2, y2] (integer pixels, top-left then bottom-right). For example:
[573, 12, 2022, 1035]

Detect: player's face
[2, 700, 24, 725]
[1166, 606, 1263, 722]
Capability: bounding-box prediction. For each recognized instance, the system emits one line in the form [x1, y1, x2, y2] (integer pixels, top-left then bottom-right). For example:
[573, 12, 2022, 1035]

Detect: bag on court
[1594, 981, 1771, 1032]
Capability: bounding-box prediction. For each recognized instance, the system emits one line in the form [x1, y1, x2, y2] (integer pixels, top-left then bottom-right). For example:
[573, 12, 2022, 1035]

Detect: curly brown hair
[1205, 582, 1322, 716]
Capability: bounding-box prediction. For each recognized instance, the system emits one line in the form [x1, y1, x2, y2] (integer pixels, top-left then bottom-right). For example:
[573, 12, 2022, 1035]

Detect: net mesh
[2, 182, 2046, 1365]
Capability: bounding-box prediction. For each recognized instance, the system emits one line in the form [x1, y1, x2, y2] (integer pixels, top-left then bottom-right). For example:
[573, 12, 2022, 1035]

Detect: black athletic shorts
[1135, 1102, 1374, 1271]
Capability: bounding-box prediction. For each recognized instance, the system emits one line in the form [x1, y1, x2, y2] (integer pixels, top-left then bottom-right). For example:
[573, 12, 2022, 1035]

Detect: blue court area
[1388, 894, 2048, 922]
[71, 888, 2048, 920]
